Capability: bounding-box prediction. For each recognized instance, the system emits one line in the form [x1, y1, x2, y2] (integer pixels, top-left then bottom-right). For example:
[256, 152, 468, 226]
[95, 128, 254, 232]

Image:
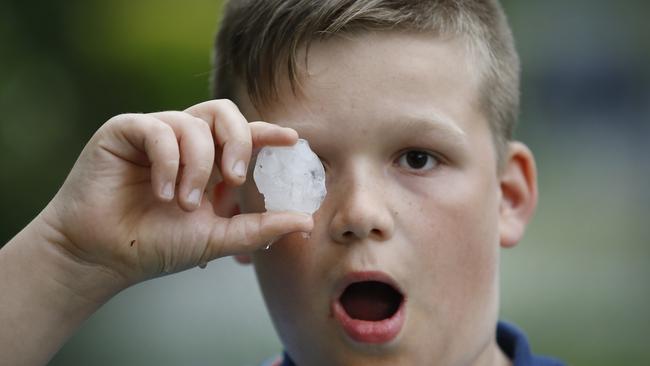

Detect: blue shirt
[496, 322, 564, 366]
[272, 321, 564, 366]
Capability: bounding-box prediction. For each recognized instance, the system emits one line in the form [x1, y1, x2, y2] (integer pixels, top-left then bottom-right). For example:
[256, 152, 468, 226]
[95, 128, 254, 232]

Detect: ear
[211, 181, 253, 264]
[498, 142, 538, 248]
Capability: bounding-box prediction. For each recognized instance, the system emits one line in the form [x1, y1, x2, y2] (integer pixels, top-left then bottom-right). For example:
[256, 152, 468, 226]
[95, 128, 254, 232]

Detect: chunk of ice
[253, 139, 326, 214]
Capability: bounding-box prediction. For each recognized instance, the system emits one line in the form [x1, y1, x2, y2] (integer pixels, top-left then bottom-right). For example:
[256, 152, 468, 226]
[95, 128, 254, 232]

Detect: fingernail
[187, 188, 202, 206]
[233, 160, 246, 178]
[161, 182, 174, 200]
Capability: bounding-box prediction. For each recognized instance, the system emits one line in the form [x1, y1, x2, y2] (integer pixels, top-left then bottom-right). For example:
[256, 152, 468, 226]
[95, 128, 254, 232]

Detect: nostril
[340, 229, 382, 241]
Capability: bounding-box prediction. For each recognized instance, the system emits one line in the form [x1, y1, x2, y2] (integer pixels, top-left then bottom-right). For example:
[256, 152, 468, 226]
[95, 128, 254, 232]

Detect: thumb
[206, 211, 314, 258]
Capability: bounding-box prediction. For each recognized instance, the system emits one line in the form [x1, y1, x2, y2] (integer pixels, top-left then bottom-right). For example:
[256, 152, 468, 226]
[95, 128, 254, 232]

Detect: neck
[495, 344, 513, 366]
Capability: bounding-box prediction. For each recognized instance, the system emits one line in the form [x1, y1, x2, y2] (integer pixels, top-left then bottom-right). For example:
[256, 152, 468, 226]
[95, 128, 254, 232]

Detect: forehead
[240, 31, 485, 142]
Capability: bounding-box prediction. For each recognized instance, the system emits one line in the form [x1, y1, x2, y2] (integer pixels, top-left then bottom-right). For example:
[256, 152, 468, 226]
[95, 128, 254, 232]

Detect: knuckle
[189, 116, 203, 127]
[197, 118, 212, 133]
[255, 213, 268, 241]
[165, 110, 186, 119]
[233, 137, 253, 151]
[224, 217, 243, 251]
[247, 121, 263, 131]
[192, 118, 213, 137]
[184, 113, 205, 127]
[208, 222, 225, 258]
[156, 121, 175, 134]
[248, 215, 264, 245]
[106, 113, 140, 129]
[249, 121, 271, 129]
[214, 98, 238, 111]
[193, 164, 213, 178]
[236, 215, 260, 248]
[220, 220, 232, 245]
[160, 158, 180, 171]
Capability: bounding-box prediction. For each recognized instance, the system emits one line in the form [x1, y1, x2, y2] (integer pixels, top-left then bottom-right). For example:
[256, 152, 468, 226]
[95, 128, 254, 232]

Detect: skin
[229, 32, 538, 365]
[0, 102, 313, 365]
[0, 31, 536, 366]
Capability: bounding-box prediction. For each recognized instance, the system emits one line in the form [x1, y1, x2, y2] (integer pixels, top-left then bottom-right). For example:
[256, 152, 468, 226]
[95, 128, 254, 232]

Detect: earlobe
[498, 142, 538, 248]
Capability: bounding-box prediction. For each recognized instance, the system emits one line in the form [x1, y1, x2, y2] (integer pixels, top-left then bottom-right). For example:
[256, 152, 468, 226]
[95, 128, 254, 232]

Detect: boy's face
[235, 32, 527, 365]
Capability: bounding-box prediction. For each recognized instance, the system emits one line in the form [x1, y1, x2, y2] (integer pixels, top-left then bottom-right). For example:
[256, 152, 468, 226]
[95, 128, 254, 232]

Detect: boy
[0, 0, 564, 365]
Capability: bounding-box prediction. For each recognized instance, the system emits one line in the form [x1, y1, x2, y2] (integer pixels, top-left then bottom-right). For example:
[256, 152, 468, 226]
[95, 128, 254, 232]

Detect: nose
[327, 168, 395, 244]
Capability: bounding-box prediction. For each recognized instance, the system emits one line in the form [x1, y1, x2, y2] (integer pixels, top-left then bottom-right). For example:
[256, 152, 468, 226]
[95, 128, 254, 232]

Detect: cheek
[253, 241, 306, 322]
[406, 169, 501, 309]
[238, 181, 265, 213]
[252, 229, 330, 309]
[252, 236, 331, 350]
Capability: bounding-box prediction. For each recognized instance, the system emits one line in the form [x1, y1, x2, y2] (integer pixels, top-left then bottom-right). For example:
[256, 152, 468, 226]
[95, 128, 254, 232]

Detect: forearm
[0, 213, 126, 366]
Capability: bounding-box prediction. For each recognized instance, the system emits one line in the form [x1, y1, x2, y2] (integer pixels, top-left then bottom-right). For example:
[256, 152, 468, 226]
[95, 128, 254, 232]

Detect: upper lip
[332, 270, 405, 303]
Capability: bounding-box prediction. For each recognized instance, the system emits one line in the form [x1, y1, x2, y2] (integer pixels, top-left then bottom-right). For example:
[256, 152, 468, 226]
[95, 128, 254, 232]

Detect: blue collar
[496, 321, 564, 366]
[280, 321, 564, 366]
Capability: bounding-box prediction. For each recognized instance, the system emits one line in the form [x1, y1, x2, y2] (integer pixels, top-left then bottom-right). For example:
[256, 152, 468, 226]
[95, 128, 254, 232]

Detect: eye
[396, 150, 439, 172]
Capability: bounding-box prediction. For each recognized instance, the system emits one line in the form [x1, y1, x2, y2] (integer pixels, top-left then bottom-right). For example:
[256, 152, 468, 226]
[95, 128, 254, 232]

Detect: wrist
[24, 206, 130, 305]
[0, 209, 129, 365]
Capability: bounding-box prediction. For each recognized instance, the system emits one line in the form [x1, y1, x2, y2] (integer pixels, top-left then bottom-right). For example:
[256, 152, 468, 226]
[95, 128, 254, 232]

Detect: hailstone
[253, 139, 326, 214]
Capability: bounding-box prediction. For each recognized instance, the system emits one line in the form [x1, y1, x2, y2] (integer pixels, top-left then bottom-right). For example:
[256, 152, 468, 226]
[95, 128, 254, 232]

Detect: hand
[41, 99, 313, 288]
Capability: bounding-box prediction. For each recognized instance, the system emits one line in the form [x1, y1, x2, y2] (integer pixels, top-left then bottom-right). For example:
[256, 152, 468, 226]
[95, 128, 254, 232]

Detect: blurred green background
[1, 0, 648, 365]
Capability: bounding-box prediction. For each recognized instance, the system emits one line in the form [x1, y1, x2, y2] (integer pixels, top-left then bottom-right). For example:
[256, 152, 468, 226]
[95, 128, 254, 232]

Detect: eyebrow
[397, 113, 468, 145]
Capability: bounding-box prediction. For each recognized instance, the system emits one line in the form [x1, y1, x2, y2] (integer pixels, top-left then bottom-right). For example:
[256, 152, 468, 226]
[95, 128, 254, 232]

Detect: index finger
[184, 99, 251, 185]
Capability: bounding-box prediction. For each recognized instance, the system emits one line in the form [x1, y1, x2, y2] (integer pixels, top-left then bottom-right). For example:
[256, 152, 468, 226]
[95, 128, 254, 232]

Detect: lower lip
[332, 299, 406, 344]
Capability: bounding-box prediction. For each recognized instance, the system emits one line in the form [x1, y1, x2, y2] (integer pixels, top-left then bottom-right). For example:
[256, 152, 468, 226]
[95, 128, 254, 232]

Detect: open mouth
[339, 281, 403, 321]
[332, 274, 406, 344]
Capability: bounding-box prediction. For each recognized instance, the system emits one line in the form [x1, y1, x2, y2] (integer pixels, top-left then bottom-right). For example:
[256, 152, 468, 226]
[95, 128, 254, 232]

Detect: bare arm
[0, 212, 126, 366]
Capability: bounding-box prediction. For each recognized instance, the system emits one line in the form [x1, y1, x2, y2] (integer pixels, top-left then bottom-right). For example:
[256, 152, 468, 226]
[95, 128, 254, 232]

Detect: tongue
[339, 281, 401, 321]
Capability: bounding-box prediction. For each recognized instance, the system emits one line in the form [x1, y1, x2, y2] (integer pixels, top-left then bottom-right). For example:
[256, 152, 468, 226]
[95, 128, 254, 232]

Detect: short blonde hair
[212, 0, 520, 159]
